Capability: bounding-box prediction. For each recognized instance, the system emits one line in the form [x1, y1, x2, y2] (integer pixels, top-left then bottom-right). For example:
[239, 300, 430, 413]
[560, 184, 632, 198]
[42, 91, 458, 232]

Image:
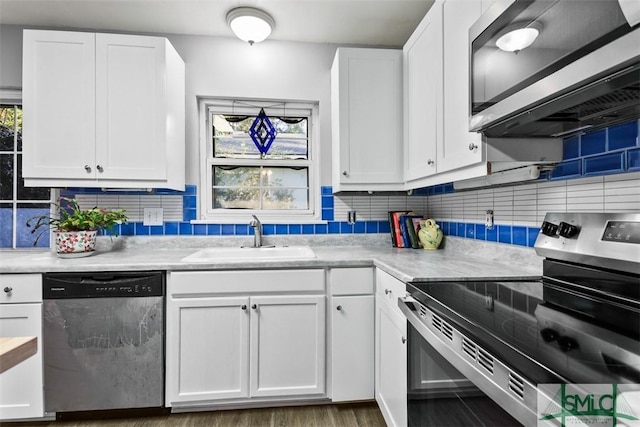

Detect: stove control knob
[558, 222, 580, 239]
[540, 221, 559, 237]
[558, 336, 579, 352]
[540, 328, 559, 342]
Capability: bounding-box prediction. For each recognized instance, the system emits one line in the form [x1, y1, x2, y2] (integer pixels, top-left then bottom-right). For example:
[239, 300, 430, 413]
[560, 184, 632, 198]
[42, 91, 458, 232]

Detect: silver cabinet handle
[84, 165, 92, 173]
[402, 336, 407, 344]
[96, 165, 104, 173]
[3, 286, 12, 294]
[427, 159, 435, 165]
[241, 304, 247, 310]
[251, 304, 258, 310]
[342, 170, 348, 176]
[336, 305, 342, 311]
[469, 143, 478, 151]
[385, 289, 391, 295]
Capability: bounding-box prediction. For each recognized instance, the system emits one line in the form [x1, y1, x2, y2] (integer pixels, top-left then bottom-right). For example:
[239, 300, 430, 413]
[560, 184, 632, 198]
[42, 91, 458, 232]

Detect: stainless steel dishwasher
[43, 271, 164, 414]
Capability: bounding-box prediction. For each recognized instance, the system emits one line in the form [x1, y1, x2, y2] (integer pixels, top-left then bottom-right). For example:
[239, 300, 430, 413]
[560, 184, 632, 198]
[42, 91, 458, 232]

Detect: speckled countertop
[0, 235, 542, 283]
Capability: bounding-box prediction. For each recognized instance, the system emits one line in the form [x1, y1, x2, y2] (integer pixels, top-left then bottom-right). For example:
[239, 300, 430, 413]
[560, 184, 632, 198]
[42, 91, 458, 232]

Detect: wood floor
[1, 403, 386, 427]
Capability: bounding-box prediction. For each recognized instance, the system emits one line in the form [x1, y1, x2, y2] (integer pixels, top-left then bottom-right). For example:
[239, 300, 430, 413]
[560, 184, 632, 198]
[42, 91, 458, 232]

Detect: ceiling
[0, 0, 434, 47]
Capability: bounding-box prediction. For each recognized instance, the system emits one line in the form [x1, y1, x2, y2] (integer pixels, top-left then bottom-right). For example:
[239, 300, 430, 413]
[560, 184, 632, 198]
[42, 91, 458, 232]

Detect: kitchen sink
[181, 246, 316, 263]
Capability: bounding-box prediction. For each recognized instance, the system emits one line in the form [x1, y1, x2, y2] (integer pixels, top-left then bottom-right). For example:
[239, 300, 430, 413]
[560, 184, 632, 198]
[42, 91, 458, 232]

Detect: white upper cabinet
[331, 48, 404, 192]
[22, 30, 185, 190]
[404, 1, 443, 183]
[438, 0, 484, 172]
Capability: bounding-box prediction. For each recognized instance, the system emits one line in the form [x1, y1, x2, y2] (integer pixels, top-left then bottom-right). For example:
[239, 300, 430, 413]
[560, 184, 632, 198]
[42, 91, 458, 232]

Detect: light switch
[143, 208, 164, 226]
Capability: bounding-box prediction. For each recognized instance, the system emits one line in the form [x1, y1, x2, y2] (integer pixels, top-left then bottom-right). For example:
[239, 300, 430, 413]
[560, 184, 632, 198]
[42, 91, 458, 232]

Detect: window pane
[17, 203, 50, 248]
[17, 154, 50, 200]
[0, 204, 12, 248]
[0, 154, 14, 200]
[213, 188, 260, 209]
[16, 106, 22, 152]
[214, 166, 261, 187]
[262, 167, 308, 210]
[0, 105, 18, 151]
[213, 114, 308, 160]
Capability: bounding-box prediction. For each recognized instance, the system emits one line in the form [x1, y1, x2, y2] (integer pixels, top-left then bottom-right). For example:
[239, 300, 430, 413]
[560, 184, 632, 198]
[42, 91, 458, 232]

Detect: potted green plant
[27, 196, 128, 257]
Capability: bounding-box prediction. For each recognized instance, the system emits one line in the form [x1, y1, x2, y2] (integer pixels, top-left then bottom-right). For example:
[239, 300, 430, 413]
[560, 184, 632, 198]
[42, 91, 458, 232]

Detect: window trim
[196, 98, 321, 224]
[0, 89, 54, 249]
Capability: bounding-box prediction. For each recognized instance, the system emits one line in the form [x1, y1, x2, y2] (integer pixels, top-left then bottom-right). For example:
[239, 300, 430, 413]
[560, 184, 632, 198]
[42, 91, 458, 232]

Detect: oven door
[400, 296, 536, 426]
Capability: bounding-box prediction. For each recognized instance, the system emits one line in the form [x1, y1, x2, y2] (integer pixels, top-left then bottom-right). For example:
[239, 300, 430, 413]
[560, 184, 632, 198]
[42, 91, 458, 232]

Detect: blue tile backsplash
[60, 120, 638, 250]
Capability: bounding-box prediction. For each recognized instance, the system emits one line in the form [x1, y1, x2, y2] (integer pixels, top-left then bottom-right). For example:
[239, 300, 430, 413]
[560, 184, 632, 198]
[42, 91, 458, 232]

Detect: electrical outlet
[485, 210, 494, 229]
[143, 208, 164, 226]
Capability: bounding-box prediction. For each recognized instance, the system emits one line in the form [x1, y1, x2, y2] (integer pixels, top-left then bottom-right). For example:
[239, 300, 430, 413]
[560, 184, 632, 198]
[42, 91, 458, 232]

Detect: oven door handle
[398, 296, 434, 342]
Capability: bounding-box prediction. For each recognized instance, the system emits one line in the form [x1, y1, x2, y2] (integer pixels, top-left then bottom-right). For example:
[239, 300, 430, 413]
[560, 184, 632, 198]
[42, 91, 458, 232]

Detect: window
[0, 95, 51, 248]
[198, 99, 319, 222]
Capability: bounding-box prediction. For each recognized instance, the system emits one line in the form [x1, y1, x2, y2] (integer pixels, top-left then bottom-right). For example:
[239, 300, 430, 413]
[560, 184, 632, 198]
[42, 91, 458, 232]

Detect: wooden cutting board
[0, 337, 37, 374]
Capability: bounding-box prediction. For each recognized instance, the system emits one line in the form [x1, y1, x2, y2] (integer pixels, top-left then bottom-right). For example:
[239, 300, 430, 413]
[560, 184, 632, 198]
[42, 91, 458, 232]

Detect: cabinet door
[404, 1, 443, 183]
[330, 295, 374, 402]
[22, 30, 96, 180]
[0, 303, 44, 420]
[250, 295, 325, 398]
[438, 0, 484, 172]
[95, 34, 167, 181]
[375, 297, 407, 427]
[332, 48, 403, 190]
[165, 297, 250, 405]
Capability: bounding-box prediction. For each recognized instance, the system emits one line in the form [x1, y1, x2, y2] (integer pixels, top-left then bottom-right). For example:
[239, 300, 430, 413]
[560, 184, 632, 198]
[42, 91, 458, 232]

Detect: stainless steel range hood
[481, 61, 640, 138]
[469, 0, 640, 139]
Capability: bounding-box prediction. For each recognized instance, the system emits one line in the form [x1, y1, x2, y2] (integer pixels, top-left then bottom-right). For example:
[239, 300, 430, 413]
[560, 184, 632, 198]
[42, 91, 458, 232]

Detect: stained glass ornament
[250, 108, 277, 156]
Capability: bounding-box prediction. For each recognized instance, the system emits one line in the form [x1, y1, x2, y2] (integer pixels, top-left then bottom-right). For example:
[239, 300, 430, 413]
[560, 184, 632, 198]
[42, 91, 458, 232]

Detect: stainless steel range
[400, 213, 640, 426]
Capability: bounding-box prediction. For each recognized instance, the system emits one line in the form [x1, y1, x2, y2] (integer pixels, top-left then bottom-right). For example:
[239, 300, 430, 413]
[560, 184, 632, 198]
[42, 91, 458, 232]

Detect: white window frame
[0, 89, 54, 249]
[196, 98, 321, 224]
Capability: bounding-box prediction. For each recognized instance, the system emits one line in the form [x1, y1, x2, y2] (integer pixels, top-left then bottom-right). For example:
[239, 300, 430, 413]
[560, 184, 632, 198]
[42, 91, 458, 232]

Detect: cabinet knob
[468, 143, 478, 151]
[251, 304, 258, 310]
[385, 289, 391, 295]
[241, 304, 247, 310]
[342, 170, 348, 176]
[3, 286, 12, 294]
[84, 165, 92, 173]
[96, 165, 104, 173]
[401, 336, 407, 344]
[336, 305, 342, 311]
[427, 159, 435, 166]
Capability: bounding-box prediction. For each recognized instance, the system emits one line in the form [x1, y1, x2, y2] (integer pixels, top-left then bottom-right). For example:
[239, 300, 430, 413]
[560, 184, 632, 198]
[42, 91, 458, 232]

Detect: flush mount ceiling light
[496, 22, 542, 53]
[226, 7, 275, 45]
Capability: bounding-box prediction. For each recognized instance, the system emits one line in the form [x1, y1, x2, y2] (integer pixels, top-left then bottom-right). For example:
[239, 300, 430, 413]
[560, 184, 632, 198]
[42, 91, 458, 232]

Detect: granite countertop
[0, 235, 543, 283]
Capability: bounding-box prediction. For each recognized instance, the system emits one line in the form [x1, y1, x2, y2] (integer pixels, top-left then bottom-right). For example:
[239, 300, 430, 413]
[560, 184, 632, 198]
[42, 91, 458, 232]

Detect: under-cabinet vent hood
[453, 164, 554, 191]
[469, 0, 640, 138]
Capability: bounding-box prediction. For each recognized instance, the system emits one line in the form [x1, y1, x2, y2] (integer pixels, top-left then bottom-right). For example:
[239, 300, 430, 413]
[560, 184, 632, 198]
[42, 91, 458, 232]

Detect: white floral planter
[55, 230, 98, 257]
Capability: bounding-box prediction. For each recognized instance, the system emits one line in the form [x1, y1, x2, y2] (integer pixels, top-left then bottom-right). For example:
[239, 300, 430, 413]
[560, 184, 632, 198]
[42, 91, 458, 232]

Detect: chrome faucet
[249, 215, 263, 248]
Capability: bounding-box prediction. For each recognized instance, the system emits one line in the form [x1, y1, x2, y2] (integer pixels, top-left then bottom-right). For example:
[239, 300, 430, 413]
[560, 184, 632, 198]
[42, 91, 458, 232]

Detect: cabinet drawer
[329, 268, 374, 296]
[0, 274, 42, 304]
[169, 269, 325, 296]
[375, 269, 406, 316]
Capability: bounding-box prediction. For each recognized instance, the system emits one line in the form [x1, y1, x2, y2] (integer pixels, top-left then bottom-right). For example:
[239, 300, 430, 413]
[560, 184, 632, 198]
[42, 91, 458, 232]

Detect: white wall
[0, 24, 340, 184]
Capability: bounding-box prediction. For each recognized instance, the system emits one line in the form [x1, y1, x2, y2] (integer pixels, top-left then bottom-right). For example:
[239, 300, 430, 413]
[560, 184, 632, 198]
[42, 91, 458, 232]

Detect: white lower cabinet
[375, 269, 407, 427]
[0, 274, 44, 421]
[328, 268, 374, 402]
[166, 270, 326, 407]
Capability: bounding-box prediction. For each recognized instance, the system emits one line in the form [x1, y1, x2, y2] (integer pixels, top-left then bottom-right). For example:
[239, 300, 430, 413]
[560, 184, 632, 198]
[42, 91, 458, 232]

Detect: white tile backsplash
[77, 194, 183, 222]
[331, 172, 640, 227]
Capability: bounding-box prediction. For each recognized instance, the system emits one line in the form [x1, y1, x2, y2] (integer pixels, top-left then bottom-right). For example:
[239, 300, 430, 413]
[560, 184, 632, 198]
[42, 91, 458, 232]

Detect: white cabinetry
[404, 0, 443, 182]
[22, 30, 185, 190]
[374, 269, 407, 427]
[166, 270, 325, 407]
[439, 0, 484, 172]
[328, 268, 374, 402]
[0, 274, 43, 421]
[331, 48, 404, 192]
